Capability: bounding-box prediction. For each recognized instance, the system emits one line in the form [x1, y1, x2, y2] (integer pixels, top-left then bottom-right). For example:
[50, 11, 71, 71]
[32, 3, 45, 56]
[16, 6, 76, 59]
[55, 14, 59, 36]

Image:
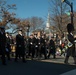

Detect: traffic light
[65, 12, 70, 16]
[66, 12, 74, 16]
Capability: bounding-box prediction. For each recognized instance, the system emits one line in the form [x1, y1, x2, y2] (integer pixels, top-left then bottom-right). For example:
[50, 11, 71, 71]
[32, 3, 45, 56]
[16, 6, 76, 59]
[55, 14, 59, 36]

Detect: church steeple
[46, 10, 51, 29]
[45, 9, 53, 40]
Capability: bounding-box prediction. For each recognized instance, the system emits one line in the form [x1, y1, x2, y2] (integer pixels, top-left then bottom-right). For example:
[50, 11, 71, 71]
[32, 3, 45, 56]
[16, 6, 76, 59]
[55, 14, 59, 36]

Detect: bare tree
[0, 0, 16, 26]
[49, 0, 75, 36]
[28, 17, 45, 32]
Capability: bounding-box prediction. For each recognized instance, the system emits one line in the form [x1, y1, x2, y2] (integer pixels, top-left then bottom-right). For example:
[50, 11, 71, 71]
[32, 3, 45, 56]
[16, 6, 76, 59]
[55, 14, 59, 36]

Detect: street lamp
[62, 0, 74, 25]
[26, 24, 30, 37]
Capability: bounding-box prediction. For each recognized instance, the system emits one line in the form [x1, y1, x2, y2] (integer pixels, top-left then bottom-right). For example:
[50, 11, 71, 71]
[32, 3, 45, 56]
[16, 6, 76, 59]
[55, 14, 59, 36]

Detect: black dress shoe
[14, 59, 18, 62]
[23, 60, 27, 63]
[64, 61, 69, 64]
[2, 63, 7, 65]
[74, 62, 76, 64]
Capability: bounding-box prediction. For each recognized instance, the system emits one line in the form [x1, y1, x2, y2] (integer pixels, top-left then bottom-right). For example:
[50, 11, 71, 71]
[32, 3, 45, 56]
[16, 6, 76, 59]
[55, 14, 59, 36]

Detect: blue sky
[8, 0, 49, 19]
[7, 0, 76, 19]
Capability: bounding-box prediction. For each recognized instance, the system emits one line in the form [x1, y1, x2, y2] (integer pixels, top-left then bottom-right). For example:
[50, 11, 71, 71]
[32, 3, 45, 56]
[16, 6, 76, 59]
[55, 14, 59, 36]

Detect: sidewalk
[40, 55, 75, 65]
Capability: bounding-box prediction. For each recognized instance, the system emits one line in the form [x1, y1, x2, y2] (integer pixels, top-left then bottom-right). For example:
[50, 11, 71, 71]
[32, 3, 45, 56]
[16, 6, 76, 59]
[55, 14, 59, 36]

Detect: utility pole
[62, 0, 74, 25]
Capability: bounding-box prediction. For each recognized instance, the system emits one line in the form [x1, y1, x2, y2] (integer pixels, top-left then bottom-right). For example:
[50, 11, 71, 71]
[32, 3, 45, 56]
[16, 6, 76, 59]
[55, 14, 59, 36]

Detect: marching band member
[64, 23, 76, 64]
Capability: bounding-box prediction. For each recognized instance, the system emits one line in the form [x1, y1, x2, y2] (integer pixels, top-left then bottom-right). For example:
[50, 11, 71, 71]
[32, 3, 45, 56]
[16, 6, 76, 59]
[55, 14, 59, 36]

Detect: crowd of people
[14, 30, 57, 61]
[0, 26, 57, 65]
[0, 23, 76, 65]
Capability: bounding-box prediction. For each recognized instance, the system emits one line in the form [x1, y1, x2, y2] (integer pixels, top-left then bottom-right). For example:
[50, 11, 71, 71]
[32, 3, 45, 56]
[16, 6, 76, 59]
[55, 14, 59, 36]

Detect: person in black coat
[48, 37, 56, 59]
[28, 35, 35, 59]
[40, 35, 47, 59]
[15, 30, 26, 63]
[64, 23, 76, 64]
[34, 34, 39, 58]
[37, 36, 42, 59]
[0, 26, 6, 65]
[5, 32, 11, 60]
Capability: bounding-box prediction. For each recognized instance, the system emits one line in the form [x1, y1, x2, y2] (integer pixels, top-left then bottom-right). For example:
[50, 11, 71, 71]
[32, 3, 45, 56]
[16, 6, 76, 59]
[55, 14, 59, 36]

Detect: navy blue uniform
[15, 34, 26, 62]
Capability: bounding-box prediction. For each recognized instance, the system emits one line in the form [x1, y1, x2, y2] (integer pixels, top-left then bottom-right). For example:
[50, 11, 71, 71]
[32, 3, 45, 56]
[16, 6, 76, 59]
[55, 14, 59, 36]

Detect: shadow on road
[0, 59, 76, 75]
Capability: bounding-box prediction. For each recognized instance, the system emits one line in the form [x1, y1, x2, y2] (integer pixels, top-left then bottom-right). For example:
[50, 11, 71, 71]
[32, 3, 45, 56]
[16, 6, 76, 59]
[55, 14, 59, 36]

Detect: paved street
[0, 56, 76, 75]
[41, 56, 75, 65]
